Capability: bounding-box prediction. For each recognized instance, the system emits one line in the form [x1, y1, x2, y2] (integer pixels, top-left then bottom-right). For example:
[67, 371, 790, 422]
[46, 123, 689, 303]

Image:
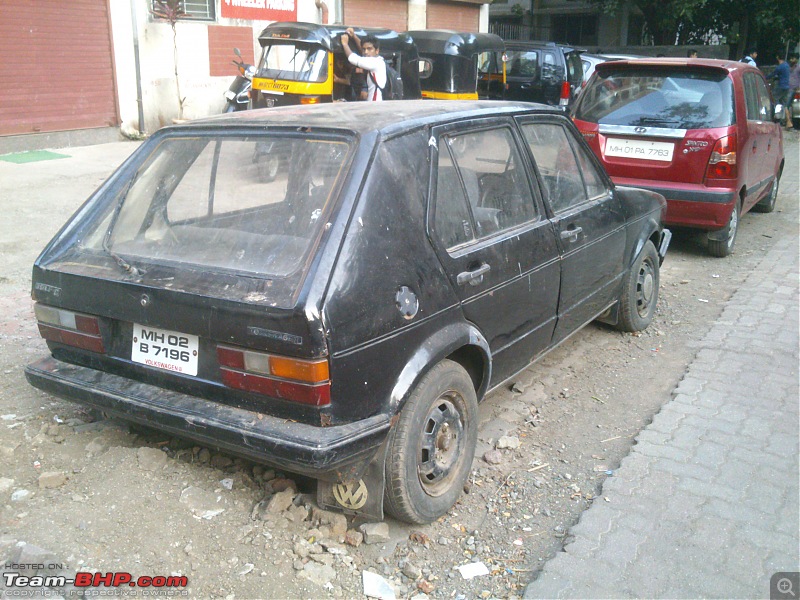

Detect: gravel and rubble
[1, 137, 797, 598]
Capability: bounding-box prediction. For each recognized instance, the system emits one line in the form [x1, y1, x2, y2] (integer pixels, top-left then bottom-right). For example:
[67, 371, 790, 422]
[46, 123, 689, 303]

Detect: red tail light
[706, 133, 737, 180]
[34, 304, 105, 353]
[217, 345, 331, 407]
[559, 81, 571, 106]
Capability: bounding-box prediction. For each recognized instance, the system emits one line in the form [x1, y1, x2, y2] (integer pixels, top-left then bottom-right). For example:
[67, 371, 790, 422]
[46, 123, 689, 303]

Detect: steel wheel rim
[417, 394, 466, 497]
[636, 258, 656, 317]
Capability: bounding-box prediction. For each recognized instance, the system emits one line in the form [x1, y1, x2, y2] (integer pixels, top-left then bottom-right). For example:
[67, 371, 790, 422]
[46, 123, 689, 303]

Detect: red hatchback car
[573, 58, 784, 256]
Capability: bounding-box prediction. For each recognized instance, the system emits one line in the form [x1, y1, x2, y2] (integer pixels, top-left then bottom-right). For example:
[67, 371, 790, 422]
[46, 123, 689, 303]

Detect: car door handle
[560, 226, 583, 243]
[457, 263, 491, 286]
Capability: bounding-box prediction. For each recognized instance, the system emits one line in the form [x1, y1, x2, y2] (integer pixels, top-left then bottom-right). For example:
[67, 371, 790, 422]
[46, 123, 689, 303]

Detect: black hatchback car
[25, 101, 669, 524]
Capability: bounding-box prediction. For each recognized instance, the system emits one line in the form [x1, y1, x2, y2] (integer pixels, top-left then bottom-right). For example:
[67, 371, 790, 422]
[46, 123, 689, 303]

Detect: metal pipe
[130, 0, 145, 135]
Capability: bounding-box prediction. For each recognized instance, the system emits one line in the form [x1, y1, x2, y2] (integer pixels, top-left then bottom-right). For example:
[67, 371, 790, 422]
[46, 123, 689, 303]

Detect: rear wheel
[754, 173, 780, 213]
[616, 240, 659, 332]
[384, 360, 478, 524]
[708, 201, 739, 257]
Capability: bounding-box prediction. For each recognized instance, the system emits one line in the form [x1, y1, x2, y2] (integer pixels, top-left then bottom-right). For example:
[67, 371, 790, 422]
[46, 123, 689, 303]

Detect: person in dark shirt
[769, 55, 791, 127]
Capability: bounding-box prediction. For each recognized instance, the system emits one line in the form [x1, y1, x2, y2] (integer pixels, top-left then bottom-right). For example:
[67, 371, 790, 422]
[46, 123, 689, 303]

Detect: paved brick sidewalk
[525, 235, 800, 599]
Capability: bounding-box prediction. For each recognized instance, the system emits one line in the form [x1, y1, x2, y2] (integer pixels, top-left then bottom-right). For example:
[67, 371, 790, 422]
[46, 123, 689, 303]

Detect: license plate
[131, 324, 199, 376]
[604, 138, 674, 161]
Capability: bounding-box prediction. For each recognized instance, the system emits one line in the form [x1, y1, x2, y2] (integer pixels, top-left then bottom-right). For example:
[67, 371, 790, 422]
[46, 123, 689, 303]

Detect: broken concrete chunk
[359, 522, 390, 545]
[38, 472, 67, 489]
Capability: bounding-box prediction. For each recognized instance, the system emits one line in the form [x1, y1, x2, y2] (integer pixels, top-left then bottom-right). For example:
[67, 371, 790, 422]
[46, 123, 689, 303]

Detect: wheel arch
[387, 322, 491, 417]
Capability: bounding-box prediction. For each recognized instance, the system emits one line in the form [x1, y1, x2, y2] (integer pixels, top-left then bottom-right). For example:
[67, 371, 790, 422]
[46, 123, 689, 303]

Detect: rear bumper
[613, 178, 736, 230]
[25, 356, 390, 482]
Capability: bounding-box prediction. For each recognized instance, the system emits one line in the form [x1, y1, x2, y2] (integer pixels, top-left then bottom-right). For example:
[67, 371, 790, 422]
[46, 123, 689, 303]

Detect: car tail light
[217, 345, 331, 407]
[706, 134, 737, 179]
[300, 96, 321, 105]
[34, 303, 105, 353]
[559, 81, 571, 106]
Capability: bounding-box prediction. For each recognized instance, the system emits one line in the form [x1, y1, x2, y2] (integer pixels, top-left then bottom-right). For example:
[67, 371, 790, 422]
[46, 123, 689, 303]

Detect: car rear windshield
[574, 68, 735, 129]
[79, 134, 351, 278]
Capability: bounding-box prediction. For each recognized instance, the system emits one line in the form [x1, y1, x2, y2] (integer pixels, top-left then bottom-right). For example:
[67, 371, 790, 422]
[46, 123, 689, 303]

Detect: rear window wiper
[636, 117, 679, 126]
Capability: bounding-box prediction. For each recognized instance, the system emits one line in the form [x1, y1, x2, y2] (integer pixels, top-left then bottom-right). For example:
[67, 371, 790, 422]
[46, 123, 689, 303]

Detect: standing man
[769, 55, 791, 128]
[741, 48, 758, 66]
[341, 28, 386, 102]
[787, 53, 799, 131]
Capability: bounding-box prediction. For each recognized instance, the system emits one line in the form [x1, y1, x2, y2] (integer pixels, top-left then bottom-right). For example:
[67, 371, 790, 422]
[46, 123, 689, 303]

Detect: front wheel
[708, 201, 739, 258]
[616, 240, 660, 332]
[224, 101, 237, 113]
[384, 360, 478, 524]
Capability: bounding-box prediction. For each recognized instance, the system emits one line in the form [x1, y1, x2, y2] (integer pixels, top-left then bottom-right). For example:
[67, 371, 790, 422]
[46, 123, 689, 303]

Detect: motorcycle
[224, 48, 255, 113]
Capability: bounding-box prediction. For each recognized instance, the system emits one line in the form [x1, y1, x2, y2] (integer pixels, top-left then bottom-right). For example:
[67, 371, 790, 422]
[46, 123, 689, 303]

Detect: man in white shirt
[341, 28, 386, 101]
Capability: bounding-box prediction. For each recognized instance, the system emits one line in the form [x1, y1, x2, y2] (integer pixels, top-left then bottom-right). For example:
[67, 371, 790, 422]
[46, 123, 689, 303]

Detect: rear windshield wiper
[101, 178, 145, 277]
[636, 117, 679, 126]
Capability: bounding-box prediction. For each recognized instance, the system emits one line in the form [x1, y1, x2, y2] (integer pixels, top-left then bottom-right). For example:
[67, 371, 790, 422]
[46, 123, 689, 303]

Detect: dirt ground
[0, 135, 797, 599]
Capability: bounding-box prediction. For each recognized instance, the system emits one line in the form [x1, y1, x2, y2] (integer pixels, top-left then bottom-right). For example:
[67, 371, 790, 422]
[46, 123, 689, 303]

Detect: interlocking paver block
[525, 226, 799, 599]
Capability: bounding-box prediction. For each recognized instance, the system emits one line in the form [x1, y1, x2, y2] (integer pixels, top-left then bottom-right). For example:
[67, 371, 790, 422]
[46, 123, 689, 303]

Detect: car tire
[257, 155, 280, 183]
[708, 201, 740, 258]
[754, 173, 780, 213]
[616, 240, 659, 332]
[383, 359, 478, 524]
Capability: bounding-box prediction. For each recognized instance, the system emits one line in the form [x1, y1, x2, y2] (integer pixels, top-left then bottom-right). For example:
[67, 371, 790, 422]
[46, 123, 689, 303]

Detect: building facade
[0, 0, 487, 143]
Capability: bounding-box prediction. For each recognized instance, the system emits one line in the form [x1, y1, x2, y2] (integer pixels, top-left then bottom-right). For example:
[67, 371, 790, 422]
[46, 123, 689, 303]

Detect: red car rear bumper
[612, 177, 736, 230]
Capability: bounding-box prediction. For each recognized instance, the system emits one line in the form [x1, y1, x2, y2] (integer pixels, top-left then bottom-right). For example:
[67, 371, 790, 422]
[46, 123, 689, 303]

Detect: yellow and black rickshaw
[250, 21, 421, 108]
[407, 30, 506, 100]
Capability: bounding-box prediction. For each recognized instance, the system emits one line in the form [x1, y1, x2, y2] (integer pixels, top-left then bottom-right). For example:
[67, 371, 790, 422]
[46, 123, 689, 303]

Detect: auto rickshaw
[407, 30, 506, 100]
[250, 21, 421, 108]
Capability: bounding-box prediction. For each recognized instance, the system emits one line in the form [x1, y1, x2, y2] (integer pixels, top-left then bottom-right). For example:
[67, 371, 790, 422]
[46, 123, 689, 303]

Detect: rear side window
[433, 128, 538, 250]
[575, 68, 735, 129]
[507, 50, 539, 77]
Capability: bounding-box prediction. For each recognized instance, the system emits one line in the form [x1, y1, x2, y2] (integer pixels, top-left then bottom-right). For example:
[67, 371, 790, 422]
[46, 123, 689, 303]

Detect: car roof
[408, 30, 505, 54]
[171, 100, 564, 139]
[595, 57, 755, 75]
[505, 40, 581, 54]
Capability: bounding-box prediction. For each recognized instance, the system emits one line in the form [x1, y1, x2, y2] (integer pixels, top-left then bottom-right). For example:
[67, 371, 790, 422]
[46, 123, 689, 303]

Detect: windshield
[79, 135, 350, 278]
[256, 42, 329, 82]
[575, 68, 735, 129]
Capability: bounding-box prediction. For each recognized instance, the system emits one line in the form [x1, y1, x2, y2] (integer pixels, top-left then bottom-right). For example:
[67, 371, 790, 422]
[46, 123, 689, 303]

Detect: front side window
[575, 68, 735, 129]
[82, 135, 351, 277]
[522, 123, 602, 213]
[433, 128, 538, 251]
[257, 43, 329, 83]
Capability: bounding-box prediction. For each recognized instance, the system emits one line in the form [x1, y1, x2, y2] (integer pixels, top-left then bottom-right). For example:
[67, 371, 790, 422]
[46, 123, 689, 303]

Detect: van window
[574, 68, 735, 129]
[507, 50, 539, 77]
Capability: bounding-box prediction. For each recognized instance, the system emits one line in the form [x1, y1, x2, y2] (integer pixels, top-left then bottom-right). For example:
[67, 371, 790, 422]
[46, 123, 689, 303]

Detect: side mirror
[234, 47, 242, 58]
[773, 103, 785, 122]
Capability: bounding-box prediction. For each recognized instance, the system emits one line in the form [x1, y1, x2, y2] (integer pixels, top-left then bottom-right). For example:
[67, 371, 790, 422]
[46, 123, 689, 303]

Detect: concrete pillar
[408, 0, 427, 30]
[479, 4, 489, 33]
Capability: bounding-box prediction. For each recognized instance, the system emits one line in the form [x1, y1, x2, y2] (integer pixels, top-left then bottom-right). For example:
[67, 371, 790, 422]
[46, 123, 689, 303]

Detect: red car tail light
[217, 345, 331, 407]
[559, 81, 571, 107]
[706, 133, 737, 180]
[34, 304, 105, 353]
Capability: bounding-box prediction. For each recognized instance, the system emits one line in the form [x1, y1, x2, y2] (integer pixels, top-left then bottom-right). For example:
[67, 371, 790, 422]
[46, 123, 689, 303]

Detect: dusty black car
[25, 101, 670, 524]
